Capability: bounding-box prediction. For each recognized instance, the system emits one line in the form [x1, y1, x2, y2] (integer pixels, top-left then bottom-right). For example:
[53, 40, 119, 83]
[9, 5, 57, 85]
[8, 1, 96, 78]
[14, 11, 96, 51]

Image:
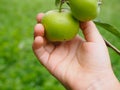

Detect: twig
[104, 39, 120, 55]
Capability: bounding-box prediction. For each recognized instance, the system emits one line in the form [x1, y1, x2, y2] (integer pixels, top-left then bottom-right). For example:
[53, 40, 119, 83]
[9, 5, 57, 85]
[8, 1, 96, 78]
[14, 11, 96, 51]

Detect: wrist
[87, 71, 120, 90]
[63, 69, 120, 90]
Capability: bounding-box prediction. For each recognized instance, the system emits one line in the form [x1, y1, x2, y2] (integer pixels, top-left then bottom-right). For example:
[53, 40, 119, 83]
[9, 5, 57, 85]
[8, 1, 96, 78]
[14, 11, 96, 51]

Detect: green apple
[41, 9, 79, 42]
[68, 0, 100, 21]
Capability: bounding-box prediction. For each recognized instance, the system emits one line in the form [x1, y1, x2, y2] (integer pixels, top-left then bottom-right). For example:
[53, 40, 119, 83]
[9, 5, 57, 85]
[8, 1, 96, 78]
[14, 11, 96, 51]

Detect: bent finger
[32, 36, 44, 50]
[36, 13, 44, 23]
[34, 24, 44, 39]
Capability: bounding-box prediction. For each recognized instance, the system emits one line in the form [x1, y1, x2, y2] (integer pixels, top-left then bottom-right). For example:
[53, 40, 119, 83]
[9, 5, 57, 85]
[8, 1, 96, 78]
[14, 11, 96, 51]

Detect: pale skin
[32, 13, 120, 90]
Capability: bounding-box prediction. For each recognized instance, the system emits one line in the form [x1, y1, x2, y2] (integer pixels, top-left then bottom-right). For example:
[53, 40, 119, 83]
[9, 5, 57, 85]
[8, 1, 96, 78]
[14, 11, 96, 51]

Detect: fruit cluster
[41, 0, 101, 42]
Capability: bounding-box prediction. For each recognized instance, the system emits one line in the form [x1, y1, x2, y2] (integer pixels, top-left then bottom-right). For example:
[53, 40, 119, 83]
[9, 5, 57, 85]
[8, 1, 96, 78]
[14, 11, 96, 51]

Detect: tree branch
[104, 39, 120, 55]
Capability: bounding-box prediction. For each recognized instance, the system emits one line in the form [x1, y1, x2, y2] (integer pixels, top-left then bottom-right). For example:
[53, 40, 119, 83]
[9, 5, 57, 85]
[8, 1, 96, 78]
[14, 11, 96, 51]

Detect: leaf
[55, 0, 61, 6]
[94, 21, 120, 38]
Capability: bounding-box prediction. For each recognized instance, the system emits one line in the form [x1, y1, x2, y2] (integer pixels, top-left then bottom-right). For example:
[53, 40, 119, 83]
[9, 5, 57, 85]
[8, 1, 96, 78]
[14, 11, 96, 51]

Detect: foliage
[0, 0, 64, 90]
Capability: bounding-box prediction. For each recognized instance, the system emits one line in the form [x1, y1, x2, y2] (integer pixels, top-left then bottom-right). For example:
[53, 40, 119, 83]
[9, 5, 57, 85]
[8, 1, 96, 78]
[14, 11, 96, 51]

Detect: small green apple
[68, 0, 100, 21]
[41, 9, 79, 42]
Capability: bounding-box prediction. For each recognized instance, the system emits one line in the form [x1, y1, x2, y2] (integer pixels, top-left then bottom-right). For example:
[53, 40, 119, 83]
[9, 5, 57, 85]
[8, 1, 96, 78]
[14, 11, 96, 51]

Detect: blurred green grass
[0, 0, 120, 90]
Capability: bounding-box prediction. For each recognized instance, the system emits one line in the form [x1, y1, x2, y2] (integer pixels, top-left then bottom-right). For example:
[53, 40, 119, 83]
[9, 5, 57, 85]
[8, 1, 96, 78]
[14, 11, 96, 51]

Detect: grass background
[0, 0, 120, 90]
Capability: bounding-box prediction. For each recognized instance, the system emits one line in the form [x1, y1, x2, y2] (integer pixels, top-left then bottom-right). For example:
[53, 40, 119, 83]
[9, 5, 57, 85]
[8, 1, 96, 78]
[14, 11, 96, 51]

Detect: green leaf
[94, 21, 120, 38]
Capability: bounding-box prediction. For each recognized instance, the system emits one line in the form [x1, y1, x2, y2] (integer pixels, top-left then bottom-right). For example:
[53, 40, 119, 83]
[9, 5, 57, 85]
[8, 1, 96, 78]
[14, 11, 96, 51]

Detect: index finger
[36, 13, 44, 23]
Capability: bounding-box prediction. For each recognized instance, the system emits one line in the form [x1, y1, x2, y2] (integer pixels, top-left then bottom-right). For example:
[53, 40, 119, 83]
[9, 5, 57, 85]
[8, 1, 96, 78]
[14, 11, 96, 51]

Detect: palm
[35, 36, 81, 74]
[34, 36, 83, 87]
[34, 35, 111, 89]
[44, 36, 81, 74]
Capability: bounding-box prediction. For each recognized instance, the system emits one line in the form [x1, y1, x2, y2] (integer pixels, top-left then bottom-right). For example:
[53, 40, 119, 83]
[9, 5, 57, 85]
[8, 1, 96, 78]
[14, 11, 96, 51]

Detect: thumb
[80, 21, 104, 43]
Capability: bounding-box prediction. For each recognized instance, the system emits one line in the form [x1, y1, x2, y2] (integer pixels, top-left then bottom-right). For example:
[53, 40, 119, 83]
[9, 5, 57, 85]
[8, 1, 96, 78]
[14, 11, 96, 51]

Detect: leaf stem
[104, 39, 120, 55]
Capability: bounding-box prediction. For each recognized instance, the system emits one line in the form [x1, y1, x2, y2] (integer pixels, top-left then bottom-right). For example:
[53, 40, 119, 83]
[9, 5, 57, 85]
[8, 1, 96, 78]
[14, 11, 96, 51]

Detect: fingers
[32, 36, 49, 66]
[34, 24, 44, 39]
[33, 23, 45, 50]
[33, 13, 45, 50]
[32, 36, 44, 50]
[80, 21, 104, 43]
[36, 13, 44, 23]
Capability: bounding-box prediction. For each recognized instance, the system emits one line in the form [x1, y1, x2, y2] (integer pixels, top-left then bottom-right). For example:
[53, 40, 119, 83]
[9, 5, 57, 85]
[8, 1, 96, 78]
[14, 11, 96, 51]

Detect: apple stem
[59, 0, 66, 12]
[59, 1, 63, 12]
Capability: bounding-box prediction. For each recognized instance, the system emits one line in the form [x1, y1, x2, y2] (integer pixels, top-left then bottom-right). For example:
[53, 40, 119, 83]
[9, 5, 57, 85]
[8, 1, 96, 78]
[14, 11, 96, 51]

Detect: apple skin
[69, 0, 100, 21]
[41, 9, 79, 42]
